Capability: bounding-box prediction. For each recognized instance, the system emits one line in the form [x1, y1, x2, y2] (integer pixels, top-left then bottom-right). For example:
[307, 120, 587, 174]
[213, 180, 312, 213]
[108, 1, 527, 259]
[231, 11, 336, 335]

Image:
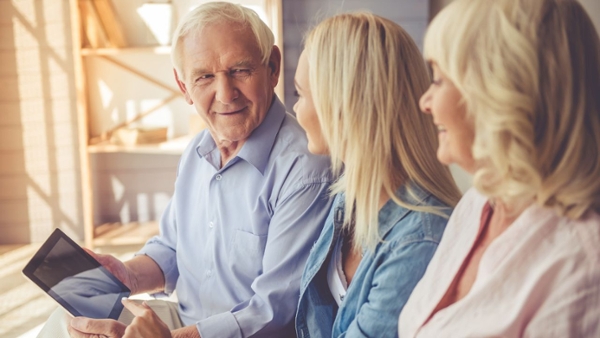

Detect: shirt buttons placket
[215, 174, 222, 181]
[209, 221, 214, 229]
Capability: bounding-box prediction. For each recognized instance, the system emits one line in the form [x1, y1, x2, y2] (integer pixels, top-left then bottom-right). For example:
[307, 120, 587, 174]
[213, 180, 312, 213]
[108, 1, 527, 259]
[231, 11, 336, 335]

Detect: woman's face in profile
[293, 50, 329, 155]
[420, 63, 476, 173]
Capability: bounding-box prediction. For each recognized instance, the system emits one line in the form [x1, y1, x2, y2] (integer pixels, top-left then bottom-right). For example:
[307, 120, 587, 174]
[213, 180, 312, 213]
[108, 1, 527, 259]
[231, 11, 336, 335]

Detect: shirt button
[205, 270, 212, 277]
[215, 174, 222, 181]
[209, 222, 214, 228]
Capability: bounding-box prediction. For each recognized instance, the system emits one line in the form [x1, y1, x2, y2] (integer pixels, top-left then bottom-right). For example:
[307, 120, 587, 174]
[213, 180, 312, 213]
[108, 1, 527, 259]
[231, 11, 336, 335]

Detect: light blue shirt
[138, 97, 334, 338]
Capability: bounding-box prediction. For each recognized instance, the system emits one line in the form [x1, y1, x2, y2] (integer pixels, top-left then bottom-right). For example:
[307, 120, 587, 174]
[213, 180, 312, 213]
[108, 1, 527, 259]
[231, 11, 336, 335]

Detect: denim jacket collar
[334, 182, 431, 242]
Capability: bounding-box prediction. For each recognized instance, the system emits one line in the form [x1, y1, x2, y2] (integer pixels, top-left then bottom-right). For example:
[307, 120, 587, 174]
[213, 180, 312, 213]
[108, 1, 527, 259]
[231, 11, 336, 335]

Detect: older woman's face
[293, 50, 329, 155]
[420, 63, 476, 173]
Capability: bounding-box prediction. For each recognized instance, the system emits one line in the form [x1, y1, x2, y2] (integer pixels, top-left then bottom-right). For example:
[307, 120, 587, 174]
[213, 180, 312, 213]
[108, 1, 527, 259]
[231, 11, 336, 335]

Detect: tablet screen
[23, 228, 130, 320]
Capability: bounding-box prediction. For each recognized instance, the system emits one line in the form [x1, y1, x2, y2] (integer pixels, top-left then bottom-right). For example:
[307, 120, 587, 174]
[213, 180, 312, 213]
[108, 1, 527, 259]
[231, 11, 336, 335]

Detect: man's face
[176, 23, 279, 146]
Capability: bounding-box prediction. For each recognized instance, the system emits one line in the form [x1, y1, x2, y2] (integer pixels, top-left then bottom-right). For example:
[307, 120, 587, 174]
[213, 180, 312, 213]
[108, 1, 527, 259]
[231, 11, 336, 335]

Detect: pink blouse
[399, 188, 600, 337]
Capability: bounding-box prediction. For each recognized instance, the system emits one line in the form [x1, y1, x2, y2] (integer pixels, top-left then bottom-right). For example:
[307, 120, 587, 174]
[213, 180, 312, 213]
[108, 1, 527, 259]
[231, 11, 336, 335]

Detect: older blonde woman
[399, 0, 600, 336]
[293, 13, 462, 337]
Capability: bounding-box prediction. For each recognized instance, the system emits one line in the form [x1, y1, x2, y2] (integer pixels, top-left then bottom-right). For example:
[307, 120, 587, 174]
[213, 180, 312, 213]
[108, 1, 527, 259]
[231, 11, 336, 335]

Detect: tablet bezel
[22, 228, 130, 320]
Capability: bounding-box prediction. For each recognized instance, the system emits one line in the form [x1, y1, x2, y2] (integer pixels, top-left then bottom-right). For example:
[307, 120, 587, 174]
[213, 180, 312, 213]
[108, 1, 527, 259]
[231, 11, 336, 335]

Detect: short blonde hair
[305, 12, 462, 250]
[171, 2, 274, 79]
[425, 0, 600, 219]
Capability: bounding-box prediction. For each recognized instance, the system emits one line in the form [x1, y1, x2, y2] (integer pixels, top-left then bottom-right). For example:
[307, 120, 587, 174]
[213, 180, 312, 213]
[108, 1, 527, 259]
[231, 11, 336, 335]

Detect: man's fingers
[83, 248, 101, 262]
[69, 317, 124, 337]
[121, 298, 152, 317]
[83, 249, 111, 267]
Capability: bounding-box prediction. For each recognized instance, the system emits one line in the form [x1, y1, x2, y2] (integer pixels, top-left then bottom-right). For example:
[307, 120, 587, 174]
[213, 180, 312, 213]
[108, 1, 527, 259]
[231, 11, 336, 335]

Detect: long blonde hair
[305, 12, 462, 250]
[425, 0, 600, 219]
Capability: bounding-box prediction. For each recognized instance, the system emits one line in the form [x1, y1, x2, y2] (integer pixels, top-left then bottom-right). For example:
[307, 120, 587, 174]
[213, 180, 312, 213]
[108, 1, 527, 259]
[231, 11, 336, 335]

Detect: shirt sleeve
[343, 240, 440, 338]
[196, 177, 334, 338]
[136, 193, 180, 294]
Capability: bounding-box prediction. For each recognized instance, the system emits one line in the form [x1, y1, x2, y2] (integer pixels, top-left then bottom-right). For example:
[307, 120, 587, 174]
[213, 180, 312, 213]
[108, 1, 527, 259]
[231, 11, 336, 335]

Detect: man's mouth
[217, 107, 247, 115]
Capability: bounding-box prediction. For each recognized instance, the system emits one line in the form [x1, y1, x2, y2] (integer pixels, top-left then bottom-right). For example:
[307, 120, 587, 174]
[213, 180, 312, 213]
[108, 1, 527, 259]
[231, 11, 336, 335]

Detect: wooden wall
[0, 0, 84, 243]
[281, 0, 429, 110]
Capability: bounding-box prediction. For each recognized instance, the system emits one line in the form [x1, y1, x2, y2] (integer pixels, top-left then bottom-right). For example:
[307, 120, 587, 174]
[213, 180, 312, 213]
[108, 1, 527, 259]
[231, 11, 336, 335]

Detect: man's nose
[419, 88, 432, 115]
[215, 75, 239, 104]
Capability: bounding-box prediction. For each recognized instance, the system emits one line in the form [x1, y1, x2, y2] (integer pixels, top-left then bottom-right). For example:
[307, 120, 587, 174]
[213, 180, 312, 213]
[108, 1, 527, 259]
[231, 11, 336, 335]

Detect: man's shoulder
[271, 112, 308, 152]
[263, 112, 334, 188]
[273, 113, 331, 165]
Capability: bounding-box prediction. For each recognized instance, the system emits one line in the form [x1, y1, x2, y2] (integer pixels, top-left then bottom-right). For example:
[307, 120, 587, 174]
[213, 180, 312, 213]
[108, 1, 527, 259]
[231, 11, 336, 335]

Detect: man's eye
[195, 74, 213, 83]
[231, 69, 251, 77]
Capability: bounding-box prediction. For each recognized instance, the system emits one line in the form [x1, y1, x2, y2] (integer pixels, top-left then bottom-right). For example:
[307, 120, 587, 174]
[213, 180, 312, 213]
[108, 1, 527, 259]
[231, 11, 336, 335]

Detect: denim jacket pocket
[229, 229, 268, 283]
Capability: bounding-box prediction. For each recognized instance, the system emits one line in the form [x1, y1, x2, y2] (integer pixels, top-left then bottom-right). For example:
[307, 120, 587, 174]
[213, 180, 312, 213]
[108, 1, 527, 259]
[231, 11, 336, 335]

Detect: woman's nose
[419, 88, 432, 115]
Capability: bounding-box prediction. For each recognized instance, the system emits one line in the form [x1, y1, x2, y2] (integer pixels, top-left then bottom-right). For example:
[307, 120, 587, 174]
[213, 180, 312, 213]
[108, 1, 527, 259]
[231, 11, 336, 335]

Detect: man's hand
[84, 249, 138, 293]
[68, 317, 126, 338]
[121, 299, 172, 338]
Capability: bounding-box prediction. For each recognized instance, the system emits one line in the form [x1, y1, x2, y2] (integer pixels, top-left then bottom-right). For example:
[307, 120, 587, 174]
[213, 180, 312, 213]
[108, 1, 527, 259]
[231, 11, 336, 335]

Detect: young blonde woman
[293, 13, 462, 337]
[399, 0, 600, 336]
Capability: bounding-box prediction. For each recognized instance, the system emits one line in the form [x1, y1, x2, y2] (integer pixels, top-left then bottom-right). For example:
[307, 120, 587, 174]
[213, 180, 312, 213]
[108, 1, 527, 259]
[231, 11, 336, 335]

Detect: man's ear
[268, 45, 282, 88]
[173, 68, 193, 105]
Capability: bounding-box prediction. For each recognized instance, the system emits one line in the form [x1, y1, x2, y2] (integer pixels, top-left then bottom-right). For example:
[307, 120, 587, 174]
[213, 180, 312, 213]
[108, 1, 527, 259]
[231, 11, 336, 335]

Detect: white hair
[425, 0, 600, 219]
[171, 1, 274, 79]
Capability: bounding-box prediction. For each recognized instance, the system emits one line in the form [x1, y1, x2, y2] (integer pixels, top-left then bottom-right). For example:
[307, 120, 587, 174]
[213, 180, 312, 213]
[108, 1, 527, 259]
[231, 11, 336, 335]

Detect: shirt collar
[377, 182, 431, 238]
[236, 96, 286, 174]
[332, 182, 432, 240]
[194, 96, 287, 174]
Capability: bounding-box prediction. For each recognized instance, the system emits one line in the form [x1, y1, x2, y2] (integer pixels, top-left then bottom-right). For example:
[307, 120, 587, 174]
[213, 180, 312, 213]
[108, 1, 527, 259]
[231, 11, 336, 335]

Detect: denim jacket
[295, 184, 452, 338]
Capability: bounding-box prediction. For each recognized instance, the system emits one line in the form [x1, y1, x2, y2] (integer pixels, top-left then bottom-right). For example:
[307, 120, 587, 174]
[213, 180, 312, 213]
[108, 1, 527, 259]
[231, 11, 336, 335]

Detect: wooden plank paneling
[0, 22, 74, 49]
[281, 0, 429, 111]
[0, 172, 81, 200]
[0, 0, 68, 25]
[0, 14, 85, 241]
[0, 99, 76, 126]
[283, 0, 428, 23]
[0, 123, 79, 151]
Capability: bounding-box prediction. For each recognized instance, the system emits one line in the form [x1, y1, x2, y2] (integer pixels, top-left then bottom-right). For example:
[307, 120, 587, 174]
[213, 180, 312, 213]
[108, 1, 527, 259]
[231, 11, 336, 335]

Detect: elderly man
[38, 2, 333, 338]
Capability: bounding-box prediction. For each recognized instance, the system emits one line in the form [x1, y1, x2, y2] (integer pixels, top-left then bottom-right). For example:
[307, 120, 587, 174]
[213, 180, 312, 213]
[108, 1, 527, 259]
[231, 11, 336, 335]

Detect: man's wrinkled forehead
[187, 21, 256, 46]
[179, 22, 262, 76]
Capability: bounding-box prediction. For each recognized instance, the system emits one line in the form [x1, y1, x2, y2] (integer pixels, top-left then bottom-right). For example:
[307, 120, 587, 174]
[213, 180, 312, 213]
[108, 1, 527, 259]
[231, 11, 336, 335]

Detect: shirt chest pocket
[229, 229, 268, 283]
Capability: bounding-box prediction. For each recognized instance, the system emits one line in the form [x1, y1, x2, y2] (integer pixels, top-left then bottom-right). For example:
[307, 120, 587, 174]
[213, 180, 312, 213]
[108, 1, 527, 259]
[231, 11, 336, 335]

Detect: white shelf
[87, 135, 191, 155]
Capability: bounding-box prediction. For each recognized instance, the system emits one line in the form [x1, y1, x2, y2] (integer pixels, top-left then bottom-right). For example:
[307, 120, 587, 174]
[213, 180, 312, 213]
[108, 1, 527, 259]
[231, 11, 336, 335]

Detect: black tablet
[22, 228, 130, 320]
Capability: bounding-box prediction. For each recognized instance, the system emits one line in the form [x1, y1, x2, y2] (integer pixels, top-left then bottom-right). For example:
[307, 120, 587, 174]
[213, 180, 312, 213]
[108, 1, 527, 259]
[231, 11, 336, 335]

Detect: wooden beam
[79, 0, 109, 48]
[99, 55, 179, 94]
[91, 0, 127, 48]
[71, 0, 96, 248]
